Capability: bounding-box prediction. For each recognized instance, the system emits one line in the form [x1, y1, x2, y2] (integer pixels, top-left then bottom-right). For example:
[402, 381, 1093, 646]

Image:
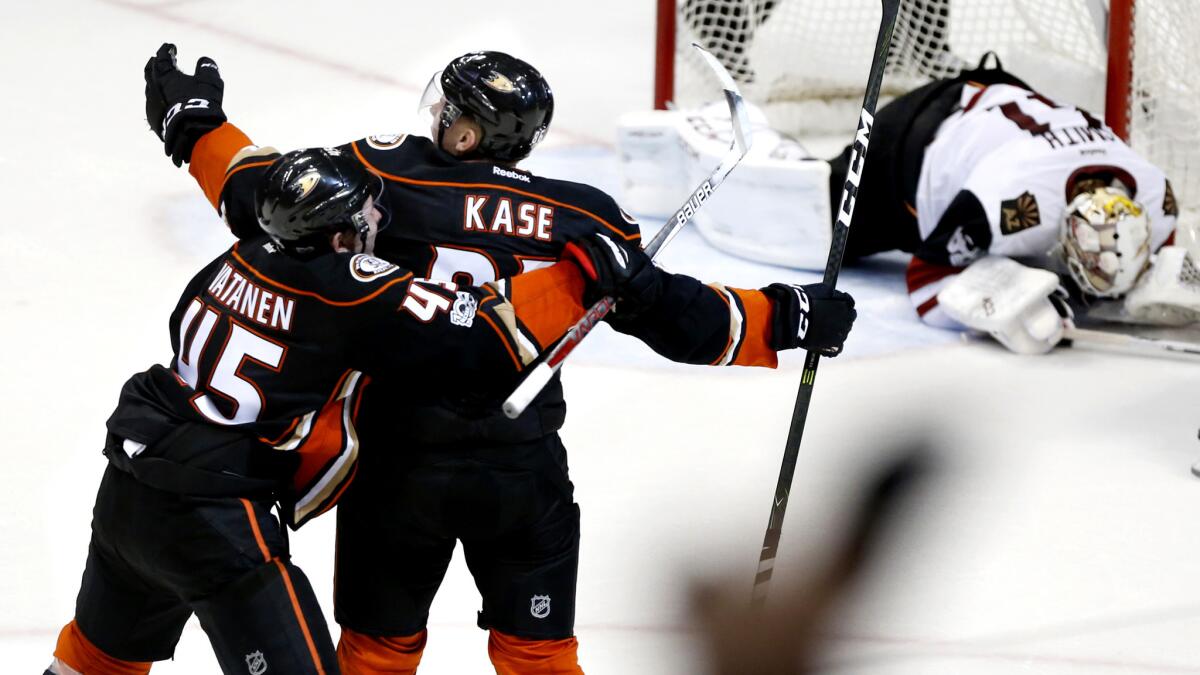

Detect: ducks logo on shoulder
[350, 254, 399, 282]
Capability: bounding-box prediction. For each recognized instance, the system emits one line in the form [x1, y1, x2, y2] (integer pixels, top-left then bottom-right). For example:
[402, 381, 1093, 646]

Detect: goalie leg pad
[937, 256, 1070, 354]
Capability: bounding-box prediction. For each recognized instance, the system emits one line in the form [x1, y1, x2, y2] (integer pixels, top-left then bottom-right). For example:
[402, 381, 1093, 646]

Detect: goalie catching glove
[144, 43, 227, 166]
[937, 256, 1073, 355]
[1123, 246, 1200, 326]
[760, 283, 857, 356]
[561, 232, 662, 319]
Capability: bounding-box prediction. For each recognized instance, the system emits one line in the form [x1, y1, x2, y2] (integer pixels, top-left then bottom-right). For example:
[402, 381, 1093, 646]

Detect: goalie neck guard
[435, 51, 553, 163]
[1059, 185, 1151, 298]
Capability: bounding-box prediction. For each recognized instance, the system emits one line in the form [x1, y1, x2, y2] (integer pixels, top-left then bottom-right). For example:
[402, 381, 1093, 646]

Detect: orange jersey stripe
[351, 142, 641, 243]
[274, 559, 328, 675]
[728, 288, 778, 368]
[507, 262, 587, 348]
[478, 309, 523, 371]
[189, 123, 254, 210]
[240, 499, 272, 563]
[260, 416, 301, 446]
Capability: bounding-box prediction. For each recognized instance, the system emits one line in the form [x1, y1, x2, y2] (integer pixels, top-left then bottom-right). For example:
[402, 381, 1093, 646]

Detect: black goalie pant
[334, 433, 580, 640]
[70, 464, 338, 674]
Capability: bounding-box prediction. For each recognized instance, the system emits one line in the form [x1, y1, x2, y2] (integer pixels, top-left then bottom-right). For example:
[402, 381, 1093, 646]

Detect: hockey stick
[501, 43, 753, 419]
[1062, 325, 1200, 359]
[751, 0, 901, 608]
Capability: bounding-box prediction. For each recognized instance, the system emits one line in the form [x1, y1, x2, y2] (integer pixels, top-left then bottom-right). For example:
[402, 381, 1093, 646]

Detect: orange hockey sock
[53, 620, 151, 675]
[488, 630, 582, 675]
[337, 627, 427, 674]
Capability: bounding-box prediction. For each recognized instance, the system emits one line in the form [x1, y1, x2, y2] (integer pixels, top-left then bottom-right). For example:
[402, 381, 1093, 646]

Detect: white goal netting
[671, 0, 1200, 219]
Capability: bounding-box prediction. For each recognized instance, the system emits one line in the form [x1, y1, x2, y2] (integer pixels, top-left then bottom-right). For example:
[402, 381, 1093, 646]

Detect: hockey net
[657, 0, 1200, 220]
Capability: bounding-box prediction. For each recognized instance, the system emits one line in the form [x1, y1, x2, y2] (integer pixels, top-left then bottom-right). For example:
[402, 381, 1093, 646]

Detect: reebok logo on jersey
[349, 254, 399, 282]
[493, 165, 531, 183]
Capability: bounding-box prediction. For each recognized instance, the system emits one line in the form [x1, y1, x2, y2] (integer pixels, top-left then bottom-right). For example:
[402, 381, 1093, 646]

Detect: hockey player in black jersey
[45, 147, 647, 675]
[144, 43, 858, 674]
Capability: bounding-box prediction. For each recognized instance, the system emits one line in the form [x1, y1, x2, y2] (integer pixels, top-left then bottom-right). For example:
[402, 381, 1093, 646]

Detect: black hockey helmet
[255, 148, 387, 257]
[435, 51, 553, 162]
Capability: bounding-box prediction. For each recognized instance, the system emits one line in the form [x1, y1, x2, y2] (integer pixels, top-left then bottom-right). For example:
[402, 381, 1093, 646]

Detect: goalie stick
[1062, 325, 1200, 359]
[501, 43, 752, 419]
[751, 0, 901, 608]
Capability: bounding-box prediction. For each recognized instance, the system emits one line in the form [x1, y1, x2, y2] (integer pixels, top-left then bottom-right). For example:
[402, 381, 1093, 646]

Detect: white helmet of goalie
[1059, 186, 1151, 298]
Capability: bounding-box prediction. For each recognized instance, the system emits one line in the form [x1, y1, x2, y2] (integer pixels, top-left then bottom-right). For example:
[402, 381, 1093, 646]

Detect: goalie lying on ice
[620, 57, 1200, 354]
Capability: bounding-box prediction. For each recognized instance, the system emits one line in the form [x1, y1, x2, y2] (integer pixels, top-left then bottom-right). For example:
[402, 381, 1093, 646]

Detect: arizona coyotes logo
[244, 650, 267, 675]
[530, 594, 551, 619]
[292, 171, 321, 200]
[1000, 191, 1041, 235]
[484, 71, 516, 93]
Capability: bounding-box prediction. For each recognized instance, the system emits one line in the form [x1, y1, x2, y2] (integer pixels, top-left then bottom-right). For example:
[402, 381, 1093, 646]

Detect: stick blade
[689, 42, 752, 154]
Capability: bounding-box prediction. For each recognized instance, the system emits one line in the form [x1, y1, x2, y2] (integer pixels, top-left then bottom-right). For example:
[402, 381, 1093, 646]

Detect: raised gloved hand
[761, 282, 857, 356]
[560, 232, 662, 319]
[144, 43, 226, 166]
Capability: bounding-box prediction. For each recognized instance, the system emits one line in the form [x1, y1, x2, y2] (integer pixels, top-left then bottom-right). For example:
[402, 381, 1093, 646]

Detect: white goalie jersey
[909, 83, 1179, 327]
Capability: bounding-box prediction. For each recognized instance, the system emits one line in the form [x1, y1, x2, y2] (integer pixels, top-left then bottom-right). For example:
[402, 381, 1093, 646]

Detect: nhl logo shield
[244, 650, 267, 675]
[530, 594, 551, 619]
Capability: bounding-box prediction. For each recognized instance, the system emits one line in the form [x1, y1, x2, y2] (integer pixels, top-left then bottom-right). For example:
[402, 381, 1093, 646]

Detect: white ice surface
[2, 1, 1198, 673]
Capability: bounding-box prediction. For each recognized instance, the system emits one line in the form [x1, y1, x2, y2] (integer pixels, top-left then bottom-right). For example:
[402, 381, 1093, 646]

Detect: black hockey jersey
[105, 234, 588, 526]
[186, 124, 783, 444]
[193, 125, 781, 370]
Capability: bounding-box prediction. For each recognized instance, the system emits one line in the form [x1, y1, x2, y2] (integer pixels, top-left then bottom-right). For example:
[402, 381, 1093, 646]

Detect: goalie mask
[1059, 186, 1151, 298]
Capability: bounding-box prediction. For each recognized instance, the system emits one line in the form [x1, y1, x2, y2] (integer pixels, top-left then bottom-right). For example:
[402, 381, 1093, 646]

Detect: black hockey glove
[762, 282, 857, 356]
[144, 43, 226, 167]
[561, 232, 662, 319]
